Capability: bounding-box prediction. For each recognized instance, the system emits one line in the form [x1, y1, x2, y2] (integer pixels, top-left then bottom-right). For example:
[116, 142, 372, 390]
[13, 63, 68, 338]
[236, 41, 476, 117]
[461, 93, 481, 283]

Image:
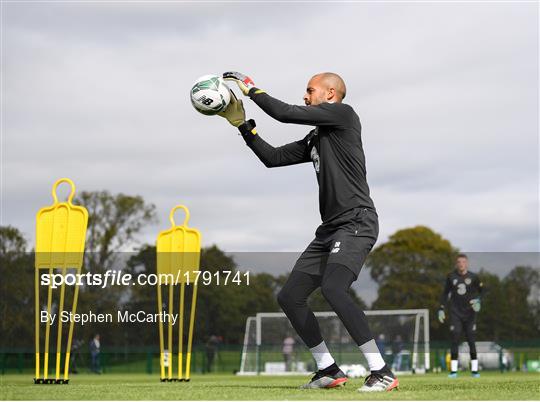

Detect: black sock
[320, 362, 340, 375]
[372, 364, 394, 377]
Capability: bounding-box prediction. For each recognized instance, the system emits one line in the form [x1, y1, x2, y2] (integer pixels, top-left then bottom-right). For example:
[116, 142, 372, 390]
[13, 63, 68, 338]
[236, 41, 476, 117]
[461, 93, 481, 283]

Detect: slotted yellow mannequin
[156, 205, 201, 382]
[35, 178, 88, 384]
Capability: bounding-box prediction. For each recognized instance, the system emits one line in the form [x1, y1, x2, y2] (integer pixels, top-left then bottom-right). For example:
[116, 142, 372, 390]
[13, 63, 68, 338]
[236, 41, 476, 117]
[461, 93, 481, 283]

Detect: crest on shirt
[453, 279, 458, 286]
[465, 278, 471, 285]
[311, 146, 320, 173]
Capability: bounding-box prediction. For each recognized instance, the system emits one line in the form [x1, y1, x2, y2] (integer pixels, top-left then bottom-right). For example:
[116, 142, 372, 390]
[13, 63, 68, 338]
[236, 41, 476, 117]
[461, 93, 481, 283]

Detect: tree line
[1, 190, 538, 350]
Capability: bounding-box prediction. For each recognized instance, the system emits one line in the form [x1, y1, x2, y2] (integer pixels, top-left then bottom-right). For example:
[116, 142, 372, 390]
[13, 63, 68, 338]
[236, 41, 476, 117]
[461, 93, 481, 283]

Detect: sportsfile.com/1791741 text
[39, 269, 250, 289]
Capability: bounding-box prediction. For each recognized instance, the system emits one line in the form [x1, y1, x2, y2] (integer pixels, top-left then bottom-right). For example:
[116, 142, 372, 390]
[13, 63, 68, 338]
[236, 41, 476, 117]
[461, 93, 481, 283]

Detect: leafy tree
[368, 226, 457, 284]
[0, 225, 28, 256]
[0, 226, 33, 348]
[116, 244, 158, 347]
[72, 190, 157, 344]
[501, 266, 540, 340]
[474, 270, 506, 341]
[367, 226, 457, 340]
[74, 190, 157, 270]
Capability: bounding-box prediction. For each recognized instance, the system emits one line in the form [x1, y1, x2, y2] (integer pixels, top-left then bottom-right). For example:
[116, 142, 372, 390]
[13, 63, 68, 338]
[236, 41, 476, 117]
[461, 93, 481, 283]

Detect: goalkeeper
[219, 72, 398, 393]
[438, 253, 483, 378]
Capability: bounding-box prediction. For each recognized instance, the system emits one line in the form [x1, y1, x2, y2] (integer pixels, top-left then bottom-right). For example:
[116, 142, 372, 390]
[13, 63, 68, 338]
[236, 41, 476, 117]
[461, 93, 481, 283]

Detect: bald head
[304, 72, 347, 106]
[317, 72, 347, 100]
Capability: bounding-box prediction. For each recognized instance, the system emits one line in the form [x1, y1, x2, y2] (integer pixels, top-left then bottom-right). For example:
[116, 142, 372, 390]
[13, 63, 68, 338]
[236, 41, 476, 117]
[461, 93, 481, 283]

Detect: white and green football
[190, 74, 231, 115]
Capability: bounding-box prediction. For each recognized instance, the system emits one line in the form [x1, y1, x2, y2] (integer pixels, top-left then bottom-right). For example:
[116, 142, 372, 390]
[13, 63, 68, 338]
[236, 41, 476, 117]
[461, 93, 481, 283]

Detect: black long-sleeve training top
[439, 270, 483, 317]
[241, 88, 375, 223]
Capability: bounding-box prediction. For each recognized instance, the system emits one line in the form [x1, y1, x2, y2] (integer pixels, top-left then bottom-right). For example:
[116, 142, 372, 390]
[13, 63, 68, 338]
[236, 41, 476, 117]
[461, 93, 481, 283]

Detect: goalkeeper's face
[304, 76, 334, 106]
[304, 73, 346, 106]
[456, 257, 469, 274]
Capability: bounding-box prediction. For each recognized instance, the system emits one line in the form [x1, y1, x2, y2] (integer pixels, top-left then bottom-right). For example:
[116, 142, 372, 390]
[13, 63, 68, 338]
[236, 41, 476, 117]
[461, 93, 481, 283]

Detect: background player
[218, 71, 398, 392]
[438, 253, 483, 378]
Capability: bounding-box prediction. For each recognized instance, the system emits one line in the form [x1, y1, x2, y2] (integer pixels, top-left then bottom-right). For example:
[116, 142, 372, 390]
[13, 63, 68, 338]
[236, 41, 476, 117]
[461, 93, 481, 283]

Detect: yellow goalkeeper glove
[470, 298, 481, 312]
[218, 90, 246, 127]
[438, 309, 446, 323]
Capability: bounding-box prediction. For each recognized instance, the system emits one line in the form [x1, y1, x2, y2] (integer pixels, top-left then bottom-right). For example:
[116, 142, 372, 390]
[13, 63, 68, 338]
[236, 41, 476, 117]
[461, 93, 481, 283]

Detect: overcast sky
[2, 1, 538, 269]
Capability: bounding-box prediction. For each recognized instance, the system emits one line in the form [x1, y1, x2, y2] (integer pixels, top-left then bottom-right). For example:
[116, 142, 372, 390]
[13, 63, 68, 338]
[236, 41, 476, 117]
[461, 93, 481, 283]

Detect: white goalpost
[238, 309, 430, 375]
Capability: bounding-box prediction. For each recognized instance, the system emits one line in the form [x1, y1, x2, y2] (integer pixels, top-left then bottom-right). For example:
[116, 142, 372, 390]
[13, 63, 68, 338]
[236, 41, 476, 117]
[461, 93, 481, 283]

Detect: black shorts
[292, 207, 379, 278]
[450, 313, 477, 335]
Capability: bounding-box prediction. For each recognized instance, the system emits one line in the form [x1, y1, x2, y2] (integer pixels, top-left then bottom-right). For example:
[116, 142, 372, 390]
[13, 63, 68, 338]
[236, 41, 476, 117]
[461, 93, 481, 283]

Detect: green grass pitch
[1, 372, 539, 400]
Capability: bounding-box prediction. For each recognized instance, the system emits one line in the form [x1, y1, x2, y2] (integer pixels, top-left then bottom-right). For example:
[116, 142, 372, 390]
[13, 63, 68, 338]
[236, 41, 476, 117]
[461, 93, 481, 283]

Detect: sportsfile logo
[39, 269, 251, 289]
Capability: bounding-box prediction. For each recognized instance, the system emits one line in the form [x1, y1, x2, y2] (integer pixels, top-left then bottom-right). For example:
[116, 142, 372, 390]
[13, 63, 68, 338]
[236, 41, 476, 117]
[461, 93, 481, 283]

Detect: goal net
[238, 310, 430, 375]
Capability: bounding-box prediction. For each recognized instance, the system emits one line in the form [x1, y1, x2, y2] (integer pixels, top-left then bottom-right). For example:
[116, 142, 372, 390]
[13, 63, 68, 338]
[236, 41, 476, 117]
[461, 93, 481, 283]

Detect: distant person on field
[205, 335, 221, 373]
[438, 254, 483, 378]
[282, 336, 296, 372]
[89, 334, 101, 374]
[391, 335, 404, 372]
[70, 338, 83, 374]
